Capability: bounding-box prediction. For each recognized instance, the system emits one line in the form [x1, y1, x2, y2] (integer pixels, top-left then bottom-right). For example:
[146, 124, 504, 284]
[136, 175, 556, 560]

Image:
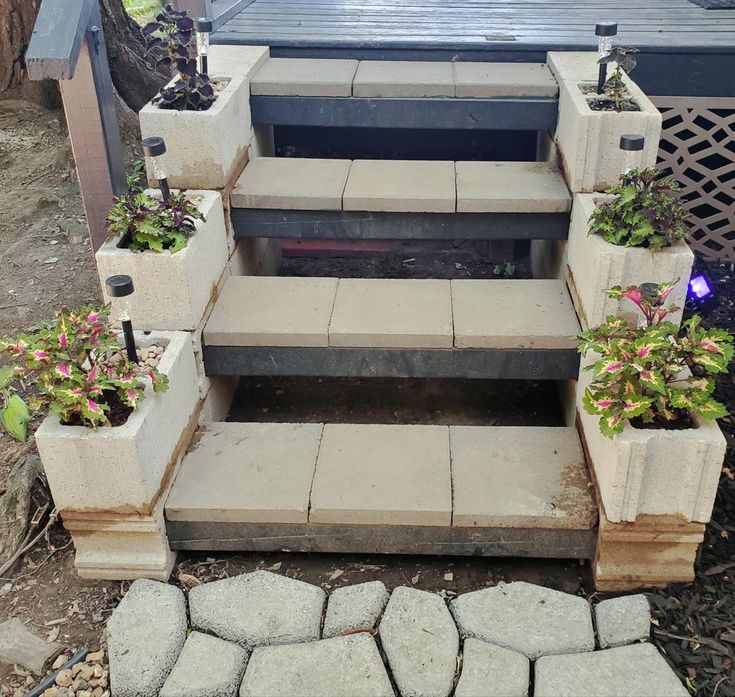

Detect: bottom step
[165, 423, 597, 558]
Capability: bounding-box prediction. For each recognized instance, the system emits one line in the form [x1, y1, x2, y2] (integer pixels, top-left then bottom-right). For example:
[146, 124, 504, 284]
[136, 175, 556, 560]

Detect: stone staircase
[163, 54, 601, 559]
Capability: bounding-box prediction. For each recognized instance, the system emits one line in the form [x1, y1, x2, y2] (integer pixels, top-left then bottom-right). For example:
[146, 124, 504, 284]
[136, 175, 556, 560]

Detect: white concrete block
[208, 45, 269, 80]
[96, 191, 229, 332]
[566, 194, 694, 329]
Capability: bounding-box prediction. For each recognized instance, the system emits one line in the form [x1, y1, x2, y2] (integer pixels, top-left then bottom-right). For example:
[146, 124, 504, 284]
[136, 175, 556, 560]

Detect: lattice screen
[653, 97, 735, 261]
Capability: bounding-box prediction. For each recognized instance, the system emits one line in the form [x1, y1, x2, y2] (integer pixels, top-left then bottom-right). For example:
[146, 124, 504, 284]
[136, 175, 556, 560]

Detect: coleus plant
[589, 167, 690, 250]
[598, 46, 638, 111]
[143, 4, 215, 111]
[577, 280, 733, 438]
[0, 305, 169, 441]
[106, 190, 204, 253]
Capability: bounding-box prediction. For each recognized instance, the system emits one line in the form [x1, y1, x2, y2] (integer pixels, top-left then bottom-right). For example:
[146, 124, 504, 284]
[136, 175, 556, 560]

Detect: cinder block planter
[35, 331, 201, 579]
[96, 191, 228, 332]
[548, 53, 661, 193]
[576, 369, 726, 524]
[139, 46, 268, 190]
[566, 194, 694, 329]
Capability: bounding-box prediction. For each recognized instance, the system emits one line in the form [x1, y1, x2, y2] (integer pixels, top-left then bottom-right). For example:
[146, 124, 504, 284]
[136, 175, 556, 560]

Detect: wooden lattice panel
[653, 97, 735, 261]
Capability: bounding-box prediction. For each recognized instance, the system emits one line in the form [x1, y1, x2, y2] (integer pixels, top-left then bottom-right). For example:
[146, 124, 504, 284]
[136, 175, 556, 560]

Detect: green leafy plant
[577, 280, 733, 438]
[126, 158, 147, 193]
[106, 190, 204, 253]
[0, 306, 169, 440]
[589, 167, 690, 250]
[598, 47, 638, 111]
[142, 4, 215, 111]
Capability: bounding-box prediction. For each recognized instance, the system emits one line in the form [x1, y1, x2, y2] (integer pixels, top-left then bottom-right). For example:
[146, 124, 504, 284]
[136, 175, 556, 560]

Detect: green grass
[124, 0, 161, 26]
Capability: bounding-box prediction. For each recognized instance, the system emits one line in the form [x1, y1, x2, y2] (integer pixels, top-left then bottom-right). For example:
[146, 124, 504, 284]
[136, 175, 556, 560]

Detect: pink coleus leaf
[58, 331, 69, 348]
[698, 338, 722, 354]
[86, 398, 101, 414]
[56, 363, 72, 378]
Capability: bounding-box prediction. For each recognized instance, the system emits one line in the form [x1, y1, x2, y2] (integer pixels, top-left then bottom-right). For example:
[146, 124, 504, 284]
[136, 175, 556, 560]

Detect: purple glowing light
[689, 275, 713, 300]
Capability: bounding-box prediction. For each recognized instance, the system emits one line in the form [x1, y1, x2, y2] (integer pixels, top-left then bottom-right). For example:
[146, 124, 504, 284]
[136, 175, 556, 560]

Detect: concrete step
[202, 276, 580, 379]
[165, 423, 597, 557]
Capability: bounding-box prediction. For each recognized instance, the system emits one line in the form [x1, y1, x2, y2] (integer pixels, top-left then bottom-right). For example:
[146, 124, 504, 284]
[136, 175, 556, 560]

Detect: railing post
[172, 0, 213, 18]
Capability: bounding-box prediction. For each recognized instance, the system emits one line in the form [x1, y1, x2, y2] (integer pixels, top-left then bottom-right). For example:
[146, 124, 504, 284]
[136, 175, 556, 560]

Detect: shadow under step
[165, 422, 597, 558]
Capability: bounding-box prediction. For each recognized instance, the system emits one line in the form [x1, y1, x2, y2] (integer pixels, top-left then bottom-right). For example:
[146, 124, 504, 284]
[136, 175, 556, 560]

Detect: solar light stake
[105, 275, 138, 363]
[619, 134, 645, 174]
[596, 22, 618, 94]
[195, 18, 213, 75]
[141, 136, 170, 202]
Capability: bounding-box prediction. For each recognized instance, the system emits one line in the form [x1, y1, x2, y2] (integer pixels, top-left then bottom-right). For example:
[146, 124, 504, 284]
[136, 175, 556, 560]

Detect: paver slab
[455, 161, 571, 213]
[240, 634, 394, 697]
[323, 581, 390, 638]
[165, 422, 323, 523]
[450, 426, 596, 529]
[204, 276, 338, 347]
[310, 424, 452, 525]
[231, 157, 352, 210]
[160, 632, 249, 697]
[251, 58, 359, 97]
[342, 160, 456, 213]
[353, 60, 454, 97]
[379, 586, 459, 697]
[534, 643, 689, 697]
[594, 595, 651, 649]
[0, 618, 62, 675]
[450, 581, 595, 660]
[451, 279, 580, 349]
[454, 62, 558, 98]
[329, 278, 453, 348]
[455, 639, 530, 697]
[189, 570, 325, 649]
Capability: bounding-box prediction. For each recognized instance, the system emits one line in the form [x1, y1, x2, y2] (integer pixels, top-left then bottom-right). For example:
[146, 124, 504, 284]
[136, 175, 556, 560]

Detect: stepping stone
[204, 276, 338, 347]
[160, 631, 248, 697]
[342, 160, 456, 213]
[329, 278, 453, 348]
[534, 643, 689, 697]
[107, 579, 188, 697]
[231, 157, 352, 210]
[455, 639, 530, 697]
[0, 617, 62, 675]
[450, 426, 596, 529]
[310, 424, 452, 526]
[450, 581, 595, 660]
[353, 60, 454, 97]
[189, 570, 325, 649]
[166, 422, 323, 524]
[323, 581, 390, 639]
[455, 162, 571, 213]
[379, 586, 459, 697]
[240, 633, 394, 697]
[454, 62, 559, 98]
[451, 280, 580, 349]
[594, 595, 652, 649]
[251, 58, 359, 97]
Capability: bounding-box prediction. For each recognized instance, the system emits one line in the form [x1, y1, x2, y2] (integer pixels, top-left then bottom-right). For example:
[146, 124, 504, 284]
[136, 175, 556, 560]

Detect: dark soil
[62, 391, 133, 428]
[631, 411, 695, 431]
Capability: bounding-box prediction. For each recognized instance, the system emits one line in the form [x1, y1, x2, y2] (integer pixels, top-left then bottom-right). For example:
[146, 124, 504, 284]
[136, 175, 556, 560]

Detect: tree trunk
[0, 0, 167, 111]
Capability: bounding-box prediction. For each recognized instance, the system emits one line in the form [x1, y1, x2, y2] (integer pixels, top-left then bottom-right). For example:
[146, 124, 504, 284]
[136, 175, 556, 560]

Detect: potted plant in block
[566, 166, 695, 329]
[576, 280, 730, 523]
[138, 4, 267, 188]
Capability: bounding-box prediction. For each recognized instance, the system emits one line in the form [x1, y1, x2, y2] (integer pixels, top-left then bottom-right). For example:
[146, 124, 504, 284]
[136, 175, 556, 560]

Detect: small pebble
[55, 669, 72, 687]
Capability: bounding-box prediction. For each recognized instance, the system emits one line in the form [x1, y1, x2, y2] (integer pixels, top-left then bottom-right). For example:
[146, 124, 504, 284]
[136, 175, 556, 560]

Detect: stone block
[329, 278, 453, 348]
[450, 426, 596, 529]
[0, 618, 62, 675]
[594, 595, 651, 649]
[451, 280, 580, 349]
[353, 60, 454, 97]
[343, 160, 456, 213]
[566, 194, 694, 329]
[454, 62, 558, 98]
[455, 639, 530, 697]
[204, 276, 338, 347]
[251, 57, 359, 96]
[166, 422, 323, 523]
[323, 581, 390, 639]
[231, 157, 352, 210]
[310, 424, 452, 525]
[455, 161, 571, 213]
[96, 191, 228, 332]
[209, 45, 270, 80]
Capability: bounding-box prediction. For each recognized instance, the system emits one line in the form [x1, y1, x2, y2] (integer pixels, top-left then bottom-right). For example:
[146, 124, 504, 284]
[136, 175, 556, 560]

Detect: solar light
[105, 274, 138, 363]
[619, 134, 645, 174]
[141, 136, 170, 202]
[596, 22, 618, 94]
[195, 17, 213, 75]
[688, 273, 718, 313]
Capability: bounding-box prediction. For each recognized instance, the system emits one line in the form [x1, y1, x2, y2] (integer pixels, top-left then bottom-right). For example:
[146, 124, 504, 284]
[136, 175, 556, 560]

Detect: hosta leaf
[0, 365, 13, 389]
[1, 395, 31, 441]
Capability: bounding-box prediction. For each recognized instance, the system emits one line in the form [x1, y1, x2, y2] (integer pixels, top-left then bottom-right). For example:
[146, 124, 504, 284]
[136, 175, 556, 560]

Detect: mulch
[649, 258, 735, 697]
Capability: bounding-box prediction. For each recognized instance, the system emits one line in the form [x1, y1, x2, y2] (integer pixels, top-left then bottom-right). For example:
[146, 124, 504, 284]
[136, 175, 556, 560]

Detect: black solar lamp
[105, 275, 138, 364]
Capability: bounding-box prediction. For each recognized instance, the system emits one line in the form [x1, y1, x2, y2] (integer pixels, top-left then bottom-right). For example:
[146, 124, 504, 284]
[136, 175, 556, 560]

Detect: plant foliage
[598, 46, 639, 111]
[106, 190, 204, 253]
[0, 306, 169, 440]
[577, 281, 733, 438]
[589, 167, 690, 250]
[142, 4, 215, 111]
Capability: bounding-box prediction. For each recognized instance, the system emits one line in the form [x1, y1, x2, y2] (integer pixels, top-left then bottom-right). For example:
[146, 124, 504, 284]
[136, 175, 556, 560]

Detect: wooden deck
[212, 0, 735, 96]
